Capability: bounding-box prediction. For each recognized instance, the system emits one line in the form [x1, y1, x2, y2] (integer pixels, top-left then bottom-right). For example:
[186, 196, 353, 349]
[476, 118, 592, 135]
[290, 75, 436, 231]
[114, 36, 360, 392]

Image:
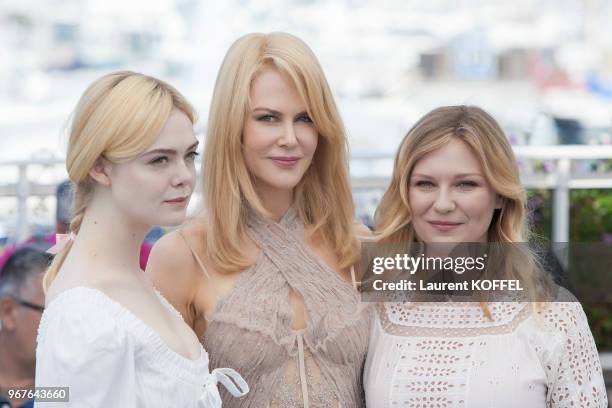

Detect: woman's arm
[545, 300, 608, 407]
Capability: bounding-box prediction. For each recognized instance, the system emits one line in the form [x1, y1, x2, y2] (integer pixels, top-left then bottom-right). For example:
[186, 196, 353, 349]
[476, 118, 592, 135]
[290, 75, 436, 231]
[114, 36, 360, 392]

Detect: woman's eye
[256, 114, 276, 122]
[297, 114, 313, 123]
[415, 180, 434, 188]
[185, 151, 199, 161]
[457, 181, 478, 188]
[150, 156, 169, 165]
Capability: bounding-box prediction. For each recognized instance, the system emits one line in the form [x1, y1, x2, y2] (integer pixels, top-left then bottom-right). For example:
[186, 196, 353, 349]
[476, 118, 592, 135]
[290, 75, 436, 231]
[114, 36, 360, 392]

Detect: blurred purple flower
[543, 161, 555, 173]
[528, 196, 544, 210]
[508, 133, 519, 145]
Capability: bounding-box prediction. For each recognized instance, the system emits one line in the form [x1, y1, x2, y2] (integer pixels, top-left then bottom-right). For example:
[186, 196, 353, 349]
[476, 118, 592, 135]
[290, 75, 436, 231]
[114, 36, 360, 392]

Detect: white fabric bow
[198, 367, 249, 408]
[46, 232, 77, 255]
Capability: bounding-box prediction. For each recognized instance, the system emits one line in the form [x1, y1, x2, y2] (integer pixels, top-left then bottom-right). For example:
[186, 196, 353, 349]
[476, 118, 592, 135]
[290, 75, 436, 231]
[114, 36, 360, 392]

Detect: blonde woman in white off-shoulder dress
[365, 106, 607, 407]
[35, 71, 247, 407]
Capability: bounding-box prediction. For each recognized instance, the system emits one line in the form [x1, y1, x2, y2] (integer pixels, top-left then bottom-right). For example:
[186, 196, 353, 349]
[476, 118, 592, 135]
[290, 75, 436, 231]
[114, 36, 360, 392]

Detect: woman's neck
[68, 194, 149, 277]
[255, 183, 294, 222]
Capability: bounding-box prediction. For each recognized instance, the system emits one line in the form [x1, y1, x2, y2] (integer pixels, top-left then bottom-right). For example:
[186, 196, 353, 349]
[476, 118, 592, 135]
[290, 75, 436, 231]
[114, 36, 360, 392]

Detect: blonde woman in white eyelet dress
[364, 106, 607, 408]
[35, 71, 247, 407]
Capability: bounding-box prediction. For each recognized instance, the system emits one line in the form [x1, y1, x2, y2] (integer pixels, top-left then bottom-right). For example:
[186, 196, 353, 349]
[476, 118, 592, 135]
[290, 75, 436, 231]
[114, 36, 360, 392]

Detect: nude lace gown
[183, 208, 372, 407]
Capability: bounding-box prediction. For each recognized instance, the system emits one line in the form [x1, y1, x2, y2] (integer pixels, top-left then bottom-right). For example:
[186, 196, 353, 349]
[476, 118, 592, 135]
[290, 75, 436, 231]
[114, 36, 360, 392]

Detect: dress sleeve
[35, 300, 137, 407]
[543, 299, 608, 407]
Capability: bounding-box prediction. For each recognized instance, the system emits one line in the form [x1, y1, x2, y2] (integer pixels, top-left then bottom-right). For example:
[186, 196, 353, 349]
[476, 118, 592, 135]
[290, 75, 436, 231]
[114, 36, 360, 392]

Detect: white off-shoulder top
[35, 287, 248, 407]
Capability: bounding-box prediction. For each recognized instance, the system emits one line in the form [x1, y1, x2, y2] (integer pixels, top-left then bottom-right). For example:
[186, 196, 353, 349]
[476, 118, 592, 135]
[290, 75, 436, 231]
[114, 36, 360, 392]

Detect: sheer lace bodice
[195, 208, 371, 407]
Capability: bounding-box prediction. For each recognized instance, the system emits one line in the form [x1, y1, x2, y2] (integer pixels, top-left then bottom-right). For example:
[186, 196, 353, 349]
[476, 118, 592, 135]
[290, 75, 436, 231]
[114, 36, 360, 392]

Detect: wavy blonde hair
[375, 106, 552, 305]
[43, 71, 195, 291]
[202, 32, 359, 273]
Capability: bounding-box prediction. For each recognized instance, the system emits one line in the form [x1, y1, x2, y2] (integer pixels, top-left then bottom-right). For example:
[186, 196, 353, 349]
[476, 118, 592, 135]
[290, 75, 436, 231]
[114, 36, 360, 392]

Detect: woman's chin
[258, 178, 302, 193]
[422, 234, 463, 244]
[154, 213, 187, 228]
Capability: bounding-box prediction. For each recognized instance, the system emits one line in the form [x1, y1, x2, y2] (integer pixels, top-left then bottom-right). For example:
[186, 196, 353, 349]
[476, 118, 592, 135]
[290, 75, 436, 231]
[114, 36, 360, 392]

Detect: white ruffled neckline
[38, 286, 209, 374]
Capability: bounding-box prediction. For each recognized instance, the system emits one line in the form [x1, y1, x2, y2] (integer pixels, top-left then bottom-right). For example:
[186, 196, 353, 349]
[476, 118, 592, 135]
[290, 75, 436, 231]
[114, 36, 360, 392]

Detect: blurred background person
[54, 180, 72, 235]
[0, 247, 51, 408]
[0, 182, 72, 271]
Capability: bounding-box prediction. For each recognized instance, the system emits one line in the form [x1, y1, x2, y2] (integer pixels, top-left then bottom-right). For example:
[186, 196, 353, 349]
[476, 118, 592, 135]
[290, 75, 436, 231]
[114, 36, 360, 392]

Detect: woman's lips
[428, 221, 463, 232]
[270, 157, 300, 168]
[164, 196, 189, 207]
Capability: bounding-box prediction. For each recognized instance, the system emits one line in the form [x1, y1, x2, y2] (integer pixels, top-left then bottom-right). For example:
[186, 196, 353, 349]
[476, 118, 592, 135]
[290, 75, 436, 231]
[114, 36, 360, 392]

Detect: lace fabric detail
[385, 337, 474, 408]
[380, 301, 532, 337]
[537, 300, 607, 407]
[271, 347, 338, 408]
[366, 288, 607, 408]
[201, 207, 371, 407]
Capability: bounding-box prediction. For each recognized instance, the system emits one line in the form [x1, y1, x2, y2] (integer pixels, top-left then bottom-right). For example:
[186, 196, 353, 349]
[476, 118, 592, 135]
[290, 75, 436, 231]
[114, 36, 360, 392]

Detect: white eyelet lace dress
[364, 289, 607, 408]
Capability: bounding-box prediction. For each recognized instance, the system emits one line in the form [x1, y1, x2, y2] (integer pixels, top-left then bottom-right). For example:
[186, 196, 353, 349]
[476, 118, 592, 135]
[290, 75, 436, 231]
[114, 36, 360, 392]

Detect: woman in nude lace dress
[147, 32, 372, 407]
[364, 105, 607, 407]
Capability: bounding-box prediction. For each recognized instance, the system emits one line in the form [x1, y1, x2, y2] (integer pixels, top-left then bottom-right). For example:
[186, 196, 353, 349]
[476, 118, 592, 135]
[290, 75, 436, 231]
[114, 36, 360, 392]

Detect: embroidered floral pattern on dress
[366, 291, 607, 408]
[381, 301, 531, 337]
[538, 301, 606, 407]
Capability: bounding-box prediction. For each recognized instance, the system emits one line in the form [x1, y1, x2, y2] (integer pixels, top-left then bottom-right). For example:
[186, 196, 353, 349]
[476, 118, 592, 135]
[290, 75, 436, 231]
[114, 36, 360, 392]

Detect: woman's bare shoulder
[146, 224, 206, 288]
[180, 219, 207, 244]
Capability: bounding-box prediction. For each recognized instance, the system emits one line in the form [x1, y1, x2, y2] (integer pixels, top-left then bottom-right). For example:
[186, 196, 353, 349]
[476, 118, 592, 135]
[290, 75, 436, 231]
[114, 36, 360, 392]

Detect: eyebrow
[251, 107, 309, 117]
[252, 107, 282, 115]
[411, 172, 483, 179]
[141, 141, 199, 157]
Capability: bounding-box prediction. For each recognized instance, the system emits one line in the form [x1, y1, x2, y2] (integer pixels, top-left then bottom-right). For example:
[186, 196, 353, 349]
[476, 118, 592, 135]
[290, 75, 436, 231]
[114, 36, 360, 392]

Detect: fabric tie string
[199, 367, 249, 407]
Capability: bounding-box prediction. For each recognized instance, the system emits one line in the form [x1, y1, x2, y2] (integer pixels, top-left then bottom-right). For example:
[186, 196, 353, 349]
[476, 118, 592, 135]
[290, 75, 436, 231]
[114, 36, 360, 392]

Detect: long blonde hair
[202, 32, 359, 273]
[376, 106, 552, 305]
[43, 71, 195, 291]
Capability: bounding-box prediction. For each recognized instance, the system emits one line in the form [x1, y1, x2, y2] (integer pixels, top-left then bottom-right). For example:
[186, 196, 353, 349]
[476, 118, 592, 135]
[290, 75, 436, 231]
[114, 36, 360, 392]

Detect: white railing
[1, 145, 612, 242]
[0, 158, 64, 241]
